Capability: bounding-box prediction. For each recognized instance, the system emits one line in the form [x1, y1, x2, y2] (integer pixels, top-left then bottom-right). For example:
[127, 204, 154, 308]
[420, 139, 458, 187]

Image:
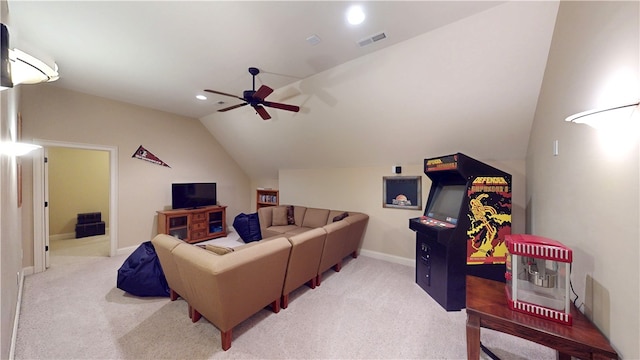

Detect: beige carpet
[50, 234, 110, 267]
[15, 242, 555, 359]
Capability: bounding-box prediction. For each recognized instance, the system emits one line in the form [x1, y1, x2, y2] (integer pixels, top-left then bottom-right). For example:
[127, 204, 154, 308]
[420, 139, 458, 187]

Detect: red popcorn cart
[505, 234, 573, 325]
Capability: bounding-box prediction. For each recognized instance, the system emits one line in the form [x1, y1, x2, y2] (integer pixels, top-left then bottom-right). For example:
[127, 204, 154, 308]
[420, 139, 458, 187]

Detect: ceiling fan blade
[253, 85, 274, 101]
[263, 101, 300, 113]
[218, 102, 248, 112]
[204, 89, 244, 101]
[253, 105, 271, 120]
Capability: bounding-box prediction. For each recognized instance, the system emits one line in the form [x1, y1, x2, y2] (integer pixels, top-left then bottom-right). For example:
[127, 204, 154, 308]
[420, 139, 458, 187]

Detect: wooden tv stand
[157, 205, 227, 244]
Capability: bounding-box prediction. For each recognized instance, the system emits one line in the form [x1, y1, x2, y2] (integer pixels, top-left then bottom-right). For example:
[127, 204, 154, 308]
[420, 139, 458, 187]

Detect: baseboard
[9, 269, 25, 360]
[51, 228, 110, 241]
[116, 245, 138, 256]
[49, 232, 75, 241]
[22, 266, 34, 276]
[359, 249, 415, 268]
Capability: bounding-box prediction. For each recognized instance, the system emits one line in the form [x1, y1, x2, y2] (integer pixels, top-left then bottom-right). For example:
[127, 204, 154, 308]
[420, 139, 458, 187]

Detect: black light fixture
[1, 23, 13, 89]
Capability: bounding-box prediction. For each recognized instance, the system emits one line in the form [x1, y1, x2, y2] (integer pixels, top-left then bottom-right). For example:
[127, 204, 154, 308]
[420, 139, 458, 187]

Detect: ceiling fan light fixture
[204, 67, 300, 120]
[196, 94, 207, 100]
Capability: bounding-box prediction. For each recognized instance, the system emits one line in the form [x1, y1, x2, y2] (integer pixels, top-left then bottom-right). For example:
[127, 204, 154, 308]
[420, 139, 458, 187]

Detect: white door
[33, 140, 119, 274]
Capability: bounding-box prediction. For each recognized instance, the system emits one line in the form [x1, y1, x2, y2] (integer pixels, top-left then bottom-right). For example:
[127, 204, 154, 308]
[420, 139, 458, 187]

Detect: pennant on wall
[132, 145, 171, 168]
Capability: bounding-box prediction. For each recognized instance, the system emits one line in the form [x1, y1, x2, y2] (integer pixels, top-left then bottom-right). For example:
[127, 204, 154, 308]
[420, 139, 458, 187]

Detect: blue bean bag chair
[233, 212, 262, 243]
[117, 241, 170, 297]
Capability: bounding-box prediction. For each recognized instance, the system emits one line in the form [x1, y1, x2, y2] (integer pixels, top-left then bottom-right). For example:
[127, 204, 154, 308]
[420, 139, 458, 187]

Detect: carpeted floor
[15, 236, 556, 359]
[49, 234, 110, 267]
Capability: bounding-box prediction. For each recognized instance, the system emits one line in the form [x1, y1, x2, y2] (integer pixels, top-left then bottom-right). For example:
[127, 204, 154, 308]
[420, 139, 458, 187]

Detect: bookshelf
[256, 189, 279, 210]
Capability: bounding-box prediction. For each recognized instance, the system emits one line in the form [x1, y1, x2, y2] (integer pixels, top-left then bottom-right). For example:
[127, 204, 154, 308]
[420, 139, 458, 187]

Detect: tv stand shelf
[157, 205, 227, 244]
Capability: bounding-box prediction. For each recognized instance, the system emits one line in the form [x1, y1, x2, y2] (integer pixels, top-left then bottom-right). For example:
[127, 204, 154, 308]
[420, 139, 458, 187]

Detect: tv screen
[427, 184, 466, 224]
[172, 183, 217, 209]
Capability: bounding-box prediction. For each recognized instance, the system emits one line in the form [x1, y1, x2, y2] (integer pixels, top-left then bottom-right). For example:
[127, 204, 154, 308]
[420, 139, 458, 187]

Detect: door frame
[32, 139, 118, 273]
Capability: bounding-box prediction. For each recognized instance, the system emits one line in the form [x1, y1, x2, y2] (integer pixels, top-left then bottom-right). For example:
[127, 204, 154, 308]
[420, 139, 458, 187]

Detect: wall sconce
[0, 142, 42, 156]
[1, 23, 59, 91]
[565, 101, 640, 128]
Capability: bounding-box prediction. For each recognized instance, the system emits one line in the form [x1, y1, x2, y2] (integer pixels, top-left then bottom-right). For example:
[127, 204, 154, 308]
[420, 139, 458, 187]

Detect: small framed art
[383, 176, 422, 210]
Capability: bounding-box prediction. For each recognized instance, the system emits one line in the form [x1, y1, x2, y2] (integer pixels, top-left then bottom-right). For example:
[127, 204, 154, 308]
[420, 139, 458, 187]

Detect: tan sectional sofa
[151, 205, 368, 351]
[152, 234, 291, 350]
[258, 205, 369, 287]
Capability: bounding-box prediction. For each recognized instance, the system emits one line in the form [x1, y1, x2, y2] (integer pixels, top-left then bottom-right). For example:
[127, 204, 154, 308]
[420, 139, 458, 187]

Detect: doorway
[32, 139, 118, 273]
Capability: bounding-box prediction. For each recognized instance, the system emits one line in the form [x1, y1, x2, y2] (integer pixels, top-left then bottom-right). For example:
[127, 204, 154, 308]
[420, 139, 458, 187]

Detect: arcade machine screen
[426, 184, 466, 225]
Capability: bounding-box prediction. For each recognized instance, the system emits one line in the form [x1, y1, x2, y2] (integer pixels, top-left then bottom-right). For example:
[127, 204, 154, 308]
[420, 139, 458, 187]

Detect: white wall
[527, 2, 639, 358]
[1, 2, 25, 356]
[279, 158, 525, 263]
[19, 85, 251, 265]
[0, 85, 22, 360]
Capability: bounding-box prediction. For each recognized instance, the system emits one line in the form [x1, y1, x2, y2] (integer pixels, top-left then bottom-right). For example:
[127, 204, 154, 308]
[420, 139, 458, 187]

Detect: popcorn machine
[505, 234, 573, 325]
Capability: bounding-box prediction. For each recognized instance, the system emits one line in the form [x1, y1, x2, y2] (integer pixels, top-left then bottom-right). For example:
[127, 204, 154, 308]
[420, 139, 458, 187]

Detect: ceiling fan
[204, 67, 300, 120]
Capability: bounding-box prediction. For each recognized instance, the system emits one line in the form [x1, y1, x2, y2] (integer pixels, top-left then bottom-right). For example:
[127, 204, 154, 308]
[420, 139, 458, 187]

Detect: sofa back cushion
[301, 208, 330, 228]
[271, 206, 289, 226]
[291, 206, 307, 226]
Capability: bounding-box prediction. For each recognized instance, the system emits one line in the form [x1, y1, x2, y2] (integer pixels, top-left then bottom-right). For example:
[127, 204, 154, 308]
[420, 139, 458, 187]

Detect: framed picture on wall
[383, 176, 422, 210]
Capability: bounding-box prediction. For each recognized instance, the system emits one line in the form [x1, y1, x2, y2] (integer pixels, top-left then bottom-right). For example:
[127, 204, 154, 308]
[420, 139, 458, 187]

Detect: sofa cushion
[286, 205, 295, 225]
[283, 226, 316, 236]
[292, 206, 307, 226]
[272, 206, 289, 226]
[268, 225, 299, 234]
[332, 211, 349, 222]
[203, 244, 234, 255]
[302, 208, 330, 228]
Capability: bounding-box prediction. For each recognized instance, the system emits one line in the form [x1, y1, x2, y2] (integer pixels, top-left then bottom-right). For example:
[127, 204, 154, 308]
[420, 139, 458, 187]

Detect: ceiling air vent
[357, 32, 387, 47]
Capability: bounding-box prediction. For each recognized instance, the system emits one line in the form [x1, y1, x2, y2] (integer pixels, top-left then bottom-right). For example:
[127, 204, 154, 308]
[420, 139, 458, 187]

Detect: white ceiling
[6, 1, 560, 179]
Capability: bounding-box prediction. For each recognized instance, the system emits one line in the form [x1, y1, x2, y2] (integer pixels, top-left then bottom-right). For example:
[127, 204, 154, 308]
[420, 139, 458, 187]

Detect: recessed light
[347, 5, 365, 25]
[196, 94, 207, 100]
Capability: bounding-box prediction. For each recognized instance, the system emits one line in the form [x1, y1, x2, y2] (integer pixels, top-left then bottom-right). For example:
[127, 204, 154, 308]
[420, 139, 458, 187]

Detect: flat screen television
[172, 183, 217, 209]
[426, 184, 466, 225]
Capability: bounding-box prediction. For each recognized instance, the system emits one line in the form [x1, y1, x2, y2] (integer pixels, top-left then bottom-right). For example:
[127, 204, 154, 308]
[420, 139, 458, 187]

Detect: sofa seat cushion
[283, 226, 316, 236]
[267, 225, 299, 234]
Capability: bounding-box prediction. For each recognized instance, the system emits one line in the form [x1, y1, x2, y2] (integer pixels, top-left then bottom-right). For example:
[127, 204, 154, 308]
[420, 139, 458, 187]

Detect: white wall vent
[357, 32, 387, 47]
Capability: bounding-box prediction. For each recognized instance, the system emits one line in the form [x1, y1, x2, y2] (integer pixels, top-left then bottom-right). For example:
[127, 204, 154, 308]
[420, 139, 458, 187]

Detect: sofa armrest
[257, 207, 273, 230]
[343, 213, 369, 257]
[318, 219, 351, 275]
[172, 237, 291, 332]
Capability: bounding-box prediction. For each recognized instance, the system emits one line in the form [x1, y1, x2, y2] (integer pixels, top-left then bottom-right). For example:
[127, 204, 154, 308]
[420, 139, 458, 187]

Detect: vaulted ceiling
[7, 1, 559, 179]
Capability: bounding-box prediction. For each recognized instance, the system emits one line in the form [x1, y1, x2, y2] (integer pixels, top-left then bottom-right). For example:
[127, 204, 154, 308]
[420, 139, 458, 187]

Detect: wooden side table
[465, 275, 618, 360]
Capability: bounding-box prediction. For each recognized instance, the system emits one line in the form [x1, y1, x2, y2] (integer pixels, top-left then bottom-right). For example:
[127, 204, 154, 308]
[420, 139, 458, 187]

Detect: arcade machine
[409, 153, 512, 311]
